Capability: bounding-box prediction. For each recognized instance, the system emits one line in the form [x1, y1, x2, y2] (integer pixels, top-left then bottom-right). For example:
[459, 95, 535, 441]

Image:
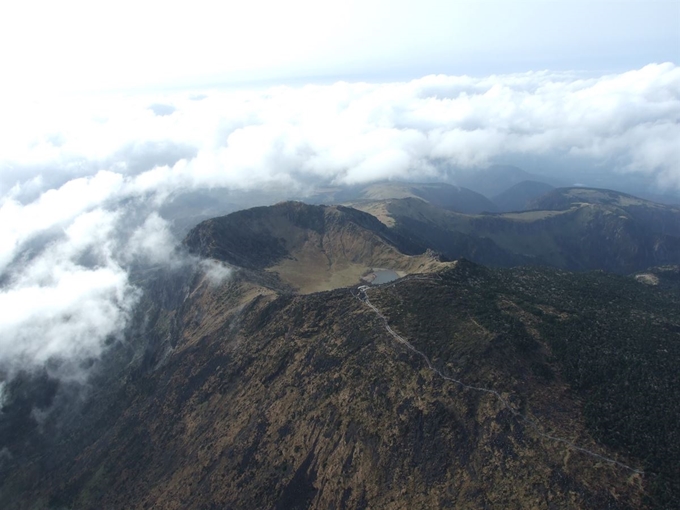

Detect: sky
[0, 0, 678, 381]
[1, 0, 678, 93]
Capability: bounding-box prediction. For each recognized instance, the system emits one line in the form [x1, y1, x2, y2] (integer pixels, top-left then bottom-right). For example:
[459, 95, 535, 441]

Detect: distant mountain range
[449, 164, 564, 198]
[310, 181, 498, 214]
[529, 187, 680, 237]
[155, 164, 679, 236]
[492, 180, 555, 212]
[349, 186, 680, 274]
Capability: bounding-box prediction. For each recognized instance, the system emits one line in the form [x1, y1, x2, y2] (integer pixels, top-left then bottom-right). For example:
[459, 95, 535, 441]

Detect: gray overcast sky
[1, 0, 677, 93]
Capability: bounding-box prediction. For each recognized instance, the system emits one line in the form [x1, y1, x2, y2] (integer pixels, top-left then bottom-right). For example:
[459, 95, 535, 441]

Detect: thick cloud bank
[0, 64, 678, 379]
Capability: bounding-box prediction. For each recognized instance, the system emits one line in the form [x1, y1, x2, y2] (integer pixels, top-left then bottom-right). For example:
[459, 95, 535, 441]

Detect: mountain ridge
[309, 181, 497, 214]
[1, 198, 679, 508]
[350, 187, 680, 273]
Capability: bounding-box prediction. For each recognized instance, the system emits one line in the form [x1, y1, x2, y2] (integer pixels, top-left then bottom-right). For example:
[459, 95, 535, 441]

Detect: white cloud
[0, 171, 124, 273]
[0, 211, 139, 380]
[201, 260, 233, 287]
[0, 264, 135, 371]
[3, 64, 679, 196]
[0, 204, 176, 380]
[125, 213, 179, 266]
[0, 64, 678, 380]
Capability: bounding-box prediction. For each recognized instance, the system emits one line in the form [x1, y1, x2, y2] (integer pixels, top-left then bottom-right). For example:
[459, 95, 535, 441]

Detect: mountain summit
[184, 201, 447, 293]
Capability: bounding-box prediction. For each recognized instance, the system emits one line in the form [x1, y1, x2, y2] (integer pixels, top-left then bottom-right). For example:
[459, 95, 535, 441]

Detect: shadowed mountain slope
[4, 260, 679, 509]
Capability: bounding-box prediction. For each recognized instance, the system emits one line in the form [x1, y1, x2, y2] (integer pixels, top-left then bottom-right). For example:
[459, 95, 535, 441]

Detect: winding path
[354, 277, 644, 475]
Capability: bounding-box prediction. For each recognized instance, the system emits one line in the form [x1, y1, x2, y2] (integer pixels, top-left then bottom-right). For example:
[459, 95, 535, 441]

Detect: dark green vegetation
[1, 191, 679, 509]
[370, 262, 680, 507]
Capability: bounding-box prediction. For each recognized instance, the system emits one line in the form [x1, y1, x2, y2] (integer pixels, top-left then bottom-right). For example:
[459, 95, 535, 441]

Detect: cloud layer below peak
[0, 64, 679, 378]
